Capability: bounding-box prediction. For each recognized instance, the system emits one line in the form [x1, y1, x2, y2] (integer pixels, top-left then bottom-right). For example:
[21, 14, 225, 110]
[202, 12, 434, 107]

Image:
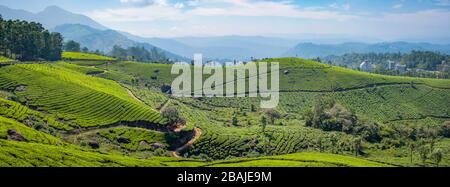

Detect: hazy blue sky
[1, 0, 450, 41]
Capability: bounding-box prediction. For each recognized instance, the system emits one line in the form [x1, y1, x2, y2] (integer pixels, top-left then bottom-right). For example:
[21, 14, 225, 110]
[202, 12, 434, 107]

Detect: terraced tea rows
[1, 56, 449, 167]
[0, 116, 64, 145]
[206, 152, 391, 167]
[100, 58, 450, 165]
[0, 63, 166, 128]
[0, 98, 73, 131]
[0, 137, 386, 167]
[0, 56, 14, 64]
[62, 52, 116, 61]
[0, 139, 168, 167]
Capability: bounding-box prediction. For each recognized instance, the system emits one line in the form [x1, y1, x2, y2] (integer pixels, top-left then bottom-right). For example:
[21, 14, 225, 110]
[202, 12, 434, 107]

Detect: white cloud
[119, 0, 167, 6]
[84, 1, 450, 39]
[392, 4, 403, 9]
[88, 2, 184, 21]
[436, 0, 450, 6]
[329, 3, 351, 11]
[368, 9, 450, 39]
[174, 3, 185, 9]
[90, 0, 356, 22]
[342, 3, 351, 11]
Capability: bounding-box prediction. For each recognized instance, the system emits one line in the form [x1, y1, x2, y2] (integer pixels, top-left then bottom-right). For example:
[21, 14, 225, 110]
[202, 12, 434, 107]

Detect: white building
[359, 61, 371, 72]
[388, 60, 396, 70]
[395, 64, 407, 73]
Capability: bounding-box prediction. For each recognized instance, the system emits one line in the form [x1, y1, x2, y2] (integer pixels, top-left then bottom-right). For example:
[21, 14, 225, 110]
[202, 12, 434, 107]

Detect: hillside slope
[0, 58, 449, 167]
[0, 62, 166, 128]
[100, 58, 450, 166]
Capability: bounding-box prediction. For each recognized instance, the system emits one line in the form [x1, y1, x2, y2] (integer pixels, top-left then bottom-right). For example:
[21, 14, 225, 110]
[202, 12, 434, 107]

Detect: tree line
[304, 96, 448, 166]
[111, 45, 170, 63]
[0, 15, 63, 61]
[322, 51, 449, 71]
[63, 40, 104, 55]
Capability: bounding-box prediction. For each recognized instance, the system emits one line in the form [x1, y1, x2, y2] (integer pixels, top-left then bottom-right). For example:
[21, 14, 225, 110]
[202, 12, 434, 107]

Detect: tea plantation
[0, 55, 449, 167]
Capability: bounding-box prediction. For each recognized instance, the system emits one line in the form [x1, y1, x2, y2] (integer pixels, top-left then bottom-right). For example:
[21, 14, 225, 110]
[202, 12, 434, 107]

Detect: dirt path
[126, 89, 145, 104]
[157, 99, 170, 111]
[173, 123, 187, 133]
[170, 127, 202, 158]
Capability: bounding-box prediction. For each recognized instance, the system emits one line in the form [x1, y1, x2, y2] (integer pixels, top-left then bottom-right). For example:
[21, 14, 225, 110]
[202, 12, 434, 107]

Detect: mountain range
[0, 5, 106, 30]
[52, 24, 188, 61]
[2, 5, 450, 61]
[126, 35, 300, 61]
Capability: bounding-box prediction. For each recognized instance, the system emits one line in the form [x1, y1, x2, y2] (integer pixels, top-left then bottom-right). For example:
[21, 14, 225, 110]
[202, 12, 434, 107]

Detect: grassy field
[0, 57, 449, 167]
[0, 56, 14, 64]
[62, 52, 116, 61]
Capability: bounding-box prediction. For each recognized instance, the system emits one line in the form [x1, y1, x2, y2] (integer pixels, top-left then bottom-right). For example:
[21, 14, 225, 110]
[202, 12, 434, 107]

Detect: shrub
[441, 121, 450, 138]
[263, 109, 281, 125]
[161, 106, 184, 125]
[430, 148, 443, 167]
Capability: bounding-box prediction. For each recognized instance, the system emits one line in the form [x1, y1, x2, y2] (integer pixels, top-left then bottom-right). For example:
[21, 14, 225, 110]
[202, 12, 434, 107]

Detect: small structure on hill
[359, 61, 371, 72]
[395, 64, 407, 73]
[388, 60, 396, 70]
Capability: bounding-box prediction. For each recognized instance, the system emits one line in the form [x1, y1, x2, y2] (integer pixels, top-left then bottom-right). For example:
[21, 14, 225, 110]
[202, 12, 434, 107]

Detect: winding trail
[157, 99, 170, 111]
[124, 87, 202, 158]
[126, 88, 145, 104]
[170, 127, 202, 158]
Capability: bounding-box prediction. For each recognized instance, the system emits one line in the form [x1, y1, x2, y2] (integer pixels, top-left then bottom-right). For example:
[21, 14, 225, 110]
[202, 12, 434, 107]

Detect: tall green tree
[0, 15, 63, 61]
[430, 148, 443, 167]
[64, 40, 81, 52]
[48, 32, 63, 61]
[260, 115, 267, 133]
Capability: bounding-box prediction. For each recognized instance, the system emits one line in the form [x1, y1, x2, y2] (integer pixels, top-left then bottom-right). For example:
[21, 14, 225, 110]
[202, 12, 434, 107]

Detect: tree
[0, 17, 62, 61]
[110, 45, 169, 63]
[231, 112, 238, 126]
[418, 144, 430, 166]
[48, 32, 63, 61]
[64, 40, 81, 52]
[407, 141, 416, 163]
[263, 109, 281, 125]
[352, 137, 363, 156]
[82, 47, 89, 53]
[430, 148, 443, 167]
[111, 45, 128, 60]
[250, 104, 256, 112]
[161, 106, 183, 125]
[0, 15, 3, 56]
[441, 121, 450, 138]
[260, 115, 267, 133]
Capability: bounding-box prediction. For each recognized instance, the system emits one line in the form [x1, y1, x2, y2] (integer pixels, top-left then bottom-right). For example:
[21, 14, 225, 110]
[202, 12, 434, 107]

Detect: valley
[0, 52, 449, 167]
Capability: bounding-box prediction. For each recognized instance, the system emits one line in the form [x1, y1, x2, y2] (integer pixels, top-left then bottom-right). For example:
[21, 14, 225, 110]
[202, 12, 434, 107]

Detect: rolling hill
[97, 57, 450, 166]
[0, 55, 449, 167]
[62, 52, 116, 61]
[53, 24, 188, 61]
[0, 62, 166, 129]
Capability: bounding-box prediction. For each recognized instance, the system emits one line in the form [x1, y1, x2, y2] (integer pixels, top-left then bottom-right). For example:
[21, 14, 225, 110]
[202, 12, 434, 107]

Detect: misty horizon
[0, 0, 449, 44]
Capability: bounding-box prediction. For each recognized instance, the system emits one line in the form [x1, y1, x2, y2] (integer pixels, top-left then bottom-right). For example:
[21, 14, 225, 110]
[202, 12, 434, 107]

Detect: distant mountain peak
[42, 5, 66, 12]
[0, 5, 107, 30]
